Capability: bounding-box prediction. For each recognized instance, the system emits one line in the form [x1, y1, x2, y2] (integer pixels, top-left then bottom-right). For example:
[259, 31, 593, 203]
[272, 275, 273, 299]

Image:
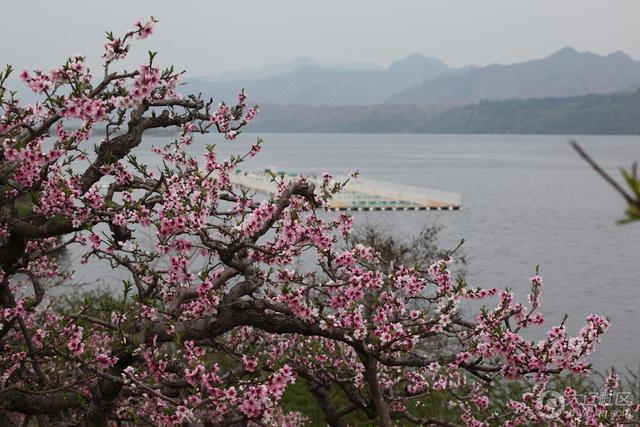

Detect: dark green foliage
[348, 222, 466, 269]
[420, 90, 640, 134]
[620, 162, 640, 222]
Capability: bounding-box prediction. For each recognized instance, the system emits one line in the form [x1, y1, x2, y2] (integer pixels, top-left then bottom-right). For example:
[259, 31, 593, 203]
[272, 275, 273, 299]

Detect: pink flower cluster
[134, 18, 155, 39]
[242, 200, 277, 236]
[19, 69, 52, 93]
[66, 325, 85, 356]
[131, 65, 160, 101]
[2, 137, 64, 187]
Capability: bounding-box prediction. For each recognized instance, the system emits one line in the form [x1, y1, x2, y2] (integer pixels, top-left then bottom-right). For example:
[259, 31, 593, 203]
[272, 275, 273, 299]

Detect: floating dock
[230, 170, 462, 211]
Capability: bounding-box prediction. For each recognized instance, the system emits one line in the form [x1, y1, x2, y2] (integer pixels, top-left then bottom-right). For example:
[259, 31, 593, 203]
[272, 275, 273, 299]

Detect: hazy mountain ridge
[387, 47, 640, 105]
[186, 53, 453, 105]
[198, 57, 381, 81]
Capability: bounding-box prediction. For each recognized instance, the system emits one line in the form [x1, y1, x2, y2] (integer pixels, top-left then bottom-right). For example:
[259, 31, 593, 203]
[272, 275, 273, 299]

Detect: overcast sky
[2, 0, 639, 78]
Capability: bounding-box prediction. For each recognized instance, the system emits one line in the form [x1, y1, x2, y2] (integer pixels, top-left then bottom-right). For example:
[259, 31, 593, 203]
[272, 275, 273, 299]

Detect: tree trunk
[363, 356, 392, 427]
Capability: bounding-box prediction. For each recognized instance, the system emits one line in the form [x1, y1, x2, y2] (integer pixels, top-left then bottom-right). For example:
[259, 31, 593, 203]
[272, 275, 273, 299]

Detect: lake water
[72, 133, 640, 372]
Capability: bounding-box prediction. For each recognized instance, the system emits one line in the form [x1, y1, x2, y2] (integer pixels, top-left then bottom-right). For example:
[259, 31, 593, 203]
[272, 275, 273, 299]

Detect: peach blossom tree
[0, 18, 637, 426]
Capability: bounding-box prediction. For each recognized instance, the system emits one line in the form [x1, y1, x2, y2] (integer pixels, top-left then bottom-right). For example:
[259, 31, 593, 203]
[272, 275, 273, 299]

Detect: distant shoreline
[96, 129, 640, 137]
[88, 90, 640, 137]
[243, 91, 640, 135]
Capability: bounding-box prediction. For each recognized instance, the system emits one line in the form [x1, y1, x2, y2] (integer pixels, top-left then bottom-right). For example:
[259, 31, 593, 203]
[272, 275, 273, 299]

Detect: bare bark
[362, 355, 392, 427]
[1, 390, 83, 415]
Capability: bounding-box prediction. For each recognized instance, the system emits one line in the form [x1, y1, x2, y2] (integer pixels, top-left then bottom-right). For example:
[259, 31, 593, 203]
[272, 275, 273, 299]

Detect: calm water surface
[73, 133, 640, 372]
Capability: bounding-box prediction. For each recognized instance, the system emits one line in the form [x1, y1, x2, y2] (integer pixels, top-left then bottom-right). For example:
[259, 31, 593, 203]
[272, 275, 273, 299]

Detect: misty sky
[2, 0, 639, 78]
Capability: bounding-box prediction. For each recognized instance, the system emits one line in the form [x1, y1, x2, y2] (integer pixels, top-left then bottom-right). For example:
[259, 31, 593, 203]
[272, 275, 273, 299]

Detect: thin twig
[570, 141, 634, 204]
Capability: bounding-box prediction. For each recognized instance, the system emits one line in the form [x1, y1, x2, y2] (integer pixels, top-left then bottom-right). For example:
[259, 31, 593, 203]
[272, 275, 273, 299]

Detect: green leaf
[14, 194, 33, 218]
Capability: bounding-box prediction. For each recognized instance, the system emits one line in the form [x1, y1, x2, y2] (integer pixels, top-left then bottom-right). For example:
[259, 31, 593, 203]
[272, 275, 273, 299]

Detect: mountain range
[188, 47, 640, 107]
[387, 47, 640, 105]
[187, 54, 454, 105]
[7, 47, 640, 134]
